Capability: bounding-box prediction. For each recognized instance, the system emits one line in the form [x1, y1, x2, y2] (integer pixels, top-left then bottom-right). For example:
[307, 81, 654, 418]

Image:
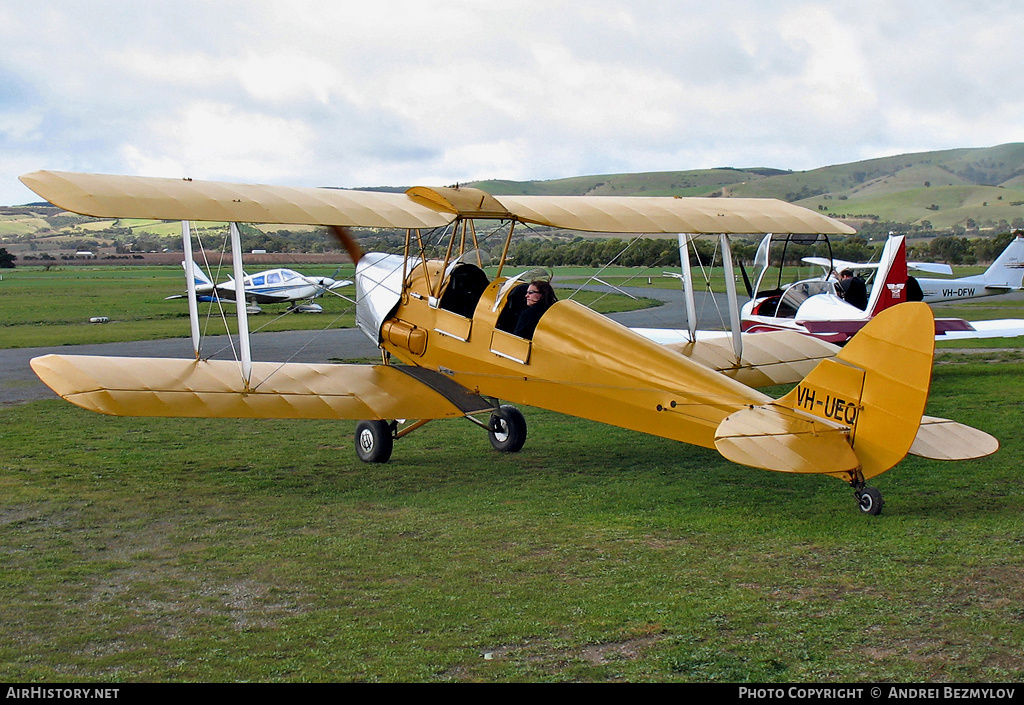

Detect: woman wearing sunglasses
[513, 280, 558, 339]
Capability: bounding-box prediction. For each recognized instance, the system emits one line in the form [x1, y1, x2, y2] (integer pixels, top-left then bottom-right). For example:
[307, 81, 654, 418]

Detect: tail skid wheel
[488, 405, 527, 453]
[856, 486, 884, 515]
[355, 420, 394, 463]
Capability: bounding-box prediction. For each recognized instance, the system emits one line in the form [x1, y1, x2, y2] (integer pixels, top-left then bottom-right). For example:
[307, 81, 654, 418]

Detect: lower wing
[30, 355, 492, 421]
[633, 328, 840, 388]
[936, 318, 1024, 340]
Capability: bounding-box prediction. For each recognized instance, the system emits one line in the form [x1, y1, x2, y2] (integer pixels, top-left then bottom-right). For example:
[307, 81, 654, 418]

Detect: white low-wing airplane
[909, 234, 1024, 303]
[168, 260, 352, 313]
[18, 170, 1003, 515]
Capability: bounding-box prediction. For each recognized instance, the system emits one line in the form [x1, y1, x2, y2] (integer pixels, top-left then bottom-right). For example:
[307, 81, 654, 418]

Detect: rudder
[776, 302, 935, 480]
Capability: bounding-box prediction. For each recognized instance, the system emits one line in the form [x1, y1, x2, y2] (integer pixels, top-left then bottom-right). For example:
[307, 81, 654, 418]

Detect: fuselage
[357, 253, 770, 449]
[199, 268, 343, 304]
[916, 276, 1006, 304]
[740, 280, 871, 344]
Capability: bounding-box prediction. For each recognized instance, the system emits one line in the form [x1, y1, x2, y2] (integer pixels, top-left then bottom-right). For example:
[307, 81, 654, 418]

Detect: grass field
[1, 358, 1021, 682]
[1, 264, 1023, 682]
[0, 265, 661, 349]
[0, 265, 361, 348]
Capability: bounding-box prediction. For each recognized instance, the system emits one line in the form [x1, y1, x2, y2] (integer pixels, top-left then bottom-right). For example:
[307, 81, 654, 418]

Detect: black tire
[857, 486, 884, 515]
[488, 405, 527, 453]
[355, 420, 393, 463]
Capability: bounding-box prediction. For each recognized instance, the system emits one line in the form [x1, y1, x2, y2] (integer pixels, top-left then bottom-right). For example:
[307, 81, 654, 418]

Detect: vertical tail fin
[713, 303, 935, 481]
[182, 260, 214, 288]
[982, 235, 1024, 288]
[778, 301, 934, 480]
[866, 235, 910, 315]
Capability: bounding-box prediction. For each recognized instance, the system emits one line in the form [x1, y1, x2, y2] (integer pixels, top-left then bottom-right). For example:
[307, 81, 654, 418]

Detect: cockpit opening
[438, 263, 489, 319]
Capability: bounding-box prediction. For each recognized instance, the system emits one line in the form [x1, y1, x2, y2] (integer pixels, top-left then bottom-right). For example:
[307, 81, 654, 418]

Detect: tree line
[6, 224, 1020, 270]
[506, 231, 1021, 269]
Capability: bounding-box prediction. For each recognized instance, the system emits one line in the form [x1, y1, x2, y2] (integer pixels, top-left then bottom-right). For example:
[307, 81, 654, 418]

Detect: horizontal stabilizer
[911, 262, 954, 275]
[666, 330, 841, 388]
[911, 416, 1000, 460]
[30, 354, 483, 421]
[715, 404, 859, 474]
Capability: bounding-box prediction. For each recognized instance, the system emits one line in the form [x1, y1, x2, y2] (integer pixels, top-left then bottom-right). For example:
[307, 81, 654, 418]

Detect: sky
[2, 0, 1023, 206]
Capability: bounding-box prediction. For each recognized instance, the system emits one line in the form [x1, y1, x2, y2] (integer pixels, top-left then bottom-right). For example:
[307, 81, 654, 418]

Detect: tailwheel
[355, 420, 395, 463]
[855, 486, 884, 515]
[488, 405, 527, 453]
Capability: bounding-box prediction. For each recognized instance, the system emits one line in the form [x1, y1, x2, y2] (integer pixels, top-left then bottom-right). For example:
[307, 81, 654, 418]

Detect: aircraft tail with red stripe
[866, 234, 910, 315]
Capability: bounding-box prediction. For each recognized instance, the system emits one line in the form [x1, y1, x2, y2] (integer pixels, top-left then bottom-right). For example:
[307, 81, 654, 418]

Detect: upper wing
[495, 194, 855, 235]
[19, 171, 456, 229]
[30, 354, 492, 420]
[21, 170, 855, 236]
[802, 257, 953, 275]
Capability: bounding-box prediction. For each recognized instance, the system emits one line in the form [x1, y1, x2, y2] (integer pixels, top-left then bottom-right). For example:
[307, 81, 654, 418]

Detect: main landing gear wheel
[488, 405, 527, 453]
[355, 420, 394, 463]
[856, 486, 884, 515]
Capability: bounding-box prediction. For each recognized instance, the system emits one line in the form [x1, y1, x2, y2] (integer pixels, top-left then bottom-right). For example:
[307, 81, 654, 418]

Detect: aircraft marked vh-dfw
[19, 170, 1001, 515]
[169, 260, 352, 313]
[904, 234, 1024, 304]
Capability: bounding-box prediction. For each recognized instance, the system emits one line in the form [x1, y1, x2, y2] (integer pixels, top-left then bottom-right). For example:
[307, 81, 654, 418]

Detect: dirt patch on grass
[459, 633, 664, 679]
[936, 349, 1024, 363]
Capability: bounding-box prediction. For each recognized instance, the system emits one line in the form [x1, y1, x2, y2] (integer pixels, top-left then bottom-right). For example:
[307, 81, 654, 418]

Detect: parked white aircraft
[915, 234, 1024, 303]
[170, 260, 352, 313]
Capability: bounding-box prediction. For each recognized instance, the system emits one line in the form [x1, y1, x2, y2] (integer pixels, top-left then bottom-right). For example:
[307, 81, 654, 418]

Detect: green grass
[0, 265, 660, 348]
[1, 360, 1022, 682]
[1, 261, 1022, 681]
[0, 266, 360, 347]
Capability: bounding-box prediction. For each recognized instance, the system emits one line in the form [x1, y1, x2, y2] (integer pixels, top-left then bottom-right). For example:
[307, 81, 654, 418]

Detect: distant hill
[4, 145, 1023, 260]
[467, 143, 1024, 230]
[468, 167, 789, 198]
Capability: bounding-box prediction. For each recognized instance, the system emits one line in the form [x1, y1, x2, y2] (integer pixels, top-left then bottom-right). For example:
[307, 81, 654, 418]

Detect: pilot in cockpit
[513, 280, 558, 339]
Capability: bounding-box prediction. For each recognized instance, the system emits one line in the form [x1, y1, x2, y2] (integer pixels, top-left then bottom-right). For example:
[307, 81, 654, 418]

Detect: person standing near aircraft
[837, 269, 868, 310]
[514, 280, 558, 339]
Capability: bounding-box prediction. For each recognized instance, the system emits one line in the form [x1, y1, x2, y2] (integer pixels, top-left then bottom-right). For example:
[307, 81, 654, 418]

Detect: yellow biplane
[20, 170, 999, 514]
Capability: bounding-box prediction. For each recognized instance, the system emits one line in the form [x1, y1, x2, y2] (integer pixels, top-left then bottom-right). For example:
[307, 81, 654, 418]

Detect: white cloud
[122, 102, 317, 182]
[2, 0, 1024, 205]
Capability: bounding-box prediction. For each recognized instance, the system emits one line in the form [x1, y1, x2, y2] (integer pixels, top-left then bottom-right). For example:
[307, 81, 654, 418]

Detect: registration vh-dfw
[20, 171, 1000, 515]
